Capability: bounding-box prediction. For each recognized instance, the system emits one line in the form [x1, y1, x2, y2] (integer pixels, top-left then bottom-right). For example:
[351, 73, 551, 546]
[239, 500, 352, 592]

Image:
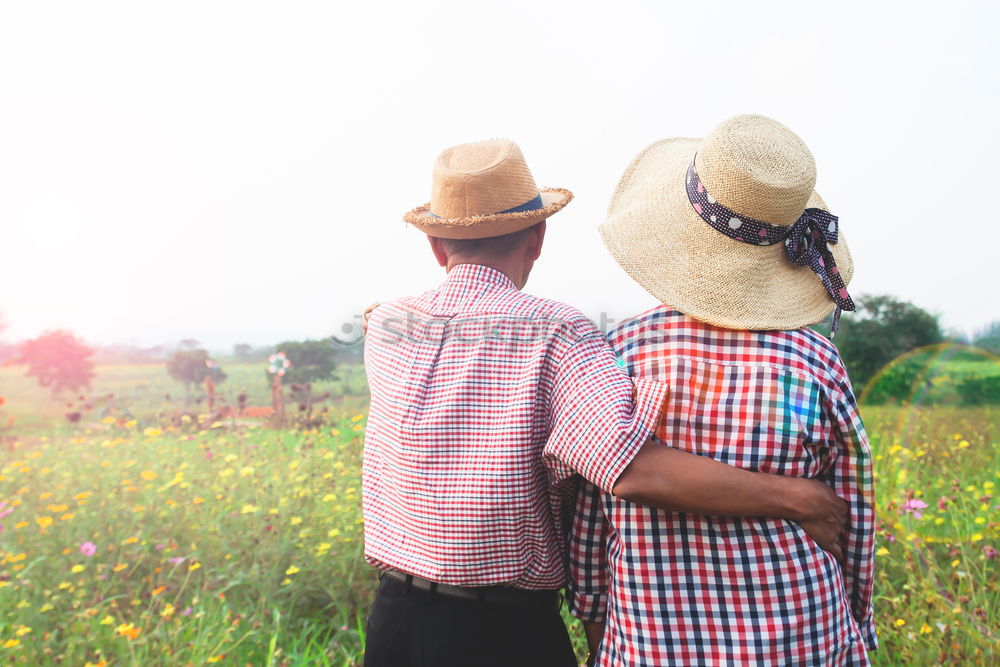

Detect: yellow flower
[192, 496, 205, 504]
[207, 655, 225, 663]
[974, 517, 986, 524]
[972, 533, 984, 542]
[115, 623, 141, 640]
[876, 547, 889, 556]
[124, 420, 137, 428]
[285, 565, 300, 575]
[123, 536, 139, 544]
[240, 466, 255, 477]
[189, 561, 201, 571]
[143, 427, 162, 437]
[351, 413, 365, 422]
[161, 603, 175, 617]
[71, 564, 85, 574]
[3, 639, 19, 649]
[240, 504, 259, 514]
[14, 627, 30, 637]
[36, 516, 54, 528]
[894, 619, 906, 627]
[140, 470, 158, 481]
[920, 623, 932, 634]
[113, 563, 128, 573]
[290, 516, 303, 525]
[99, 615, 114, 625]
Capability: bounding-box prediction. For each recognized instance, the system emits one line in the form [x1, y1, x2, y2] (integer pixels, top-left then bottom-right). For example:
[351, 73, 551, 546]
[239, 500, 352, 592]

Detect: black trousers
[363, 575, 577, 667]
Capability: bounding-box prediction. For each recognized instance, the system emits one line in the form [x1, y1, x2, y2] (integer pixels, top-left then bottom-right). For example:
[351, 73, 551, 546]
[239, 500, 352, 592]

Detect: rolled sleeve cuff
[593, 378, 669, 494]
[567, 589, 608, 623]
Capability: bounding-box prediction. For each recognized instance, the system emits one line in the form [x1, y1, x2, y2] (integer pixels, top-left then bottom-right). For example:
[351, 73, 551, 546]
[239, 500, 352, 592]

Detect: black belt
[383, 570, 559, 606]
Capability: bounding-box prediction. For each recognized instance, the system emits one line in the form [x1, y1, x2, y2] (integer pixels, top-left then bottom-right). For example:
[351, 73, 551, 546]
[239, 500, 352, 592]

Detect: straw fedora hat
[600, 114, 855, 331]
[404, 139, 573, 239]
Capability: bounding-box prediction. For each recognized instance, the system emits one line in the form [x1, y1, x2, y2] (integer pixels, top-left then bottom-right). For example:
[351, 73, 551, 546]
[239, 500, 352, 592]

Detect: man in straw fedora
[361, 137, 853, 666]
[568, 115, 877, 666]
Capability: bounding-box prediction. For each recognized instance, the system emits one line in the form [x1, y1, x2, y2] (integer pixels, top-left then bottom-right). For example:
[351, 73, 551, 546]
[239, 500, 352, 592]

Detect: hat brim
[599, 138, 854, 331]
[404, 188, 573, 239]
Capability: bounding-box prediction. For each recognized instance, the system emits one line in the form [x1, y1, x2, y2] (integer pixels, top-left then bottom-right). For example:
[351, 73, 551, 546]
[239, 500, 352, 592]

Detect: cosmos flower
[901, 498, 928, 519]
[79, 541, 97, 556]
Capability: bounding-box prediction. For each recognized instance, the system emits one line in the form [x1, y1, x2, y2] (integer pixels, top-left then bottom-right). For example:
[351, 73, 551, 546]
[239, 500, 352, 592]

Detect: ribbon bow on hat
[685, 157, 855, 334]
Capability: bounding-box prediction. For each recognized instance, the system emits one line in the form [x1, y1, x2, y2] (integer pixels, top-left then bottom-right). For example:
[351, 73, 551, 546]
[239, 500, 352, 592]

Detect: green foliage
[16, 330, 96, 395]
[166, 349, 226, 393]
[829, 294, 944, 388]
[862, 353, 931, 404]
[973, 321, 1000, 356]
[275, 340, 337, 386]
[957, 374, 1000, 405]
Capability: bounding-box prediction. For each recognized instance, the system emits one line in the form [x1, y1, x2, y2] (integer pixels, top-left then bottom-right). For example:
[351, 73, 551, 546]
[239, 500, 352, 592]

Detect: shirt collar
[443, 264, 518, 291]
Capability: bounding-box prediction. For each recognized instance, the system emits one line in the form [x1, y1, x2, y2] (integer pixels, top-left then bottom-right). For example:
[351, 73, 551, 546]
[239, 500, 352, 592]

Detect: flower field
[0, 364, 998, 665]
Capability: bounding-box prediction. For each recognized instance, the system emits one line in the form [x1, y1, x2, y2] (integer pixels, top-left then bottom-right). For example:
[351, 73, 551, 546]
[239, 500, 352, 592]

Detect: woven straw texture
[404, 139, 572, 239]
[599, 115, 853, 331]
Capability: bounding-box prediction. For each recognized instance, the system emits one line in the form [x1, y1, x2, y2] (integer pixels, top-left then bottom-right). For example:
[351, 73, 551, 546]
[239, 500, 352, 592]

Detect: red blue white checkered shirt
[362, 264, 667, 590]
[568, 306, 877, 666]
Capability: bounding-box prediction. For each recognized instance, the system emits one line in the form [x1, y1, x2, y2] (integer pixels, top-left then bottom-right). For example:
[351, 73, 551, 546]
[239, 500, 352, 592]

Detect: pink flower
[984, 545, 999, 560]
[169, 556, 185, 565]
[181, 606, 193, 616]
[79, 541, 97, 557]
[901, 498, 928, 519]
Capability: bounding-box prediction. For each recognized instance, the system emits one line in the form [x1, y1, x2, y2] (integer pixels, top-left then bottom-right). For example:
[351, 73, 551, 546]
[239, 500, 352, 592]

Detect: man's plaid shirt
[568, 307, 877, 666]
[362, 264, 667, 590]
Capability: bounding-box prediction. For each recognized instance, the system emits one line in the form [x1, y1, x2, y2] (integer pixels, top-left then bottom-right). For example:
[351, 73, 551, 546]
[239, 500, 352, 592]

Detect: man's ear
[526, 221, 546, 261]
[428, 235, 449, 267]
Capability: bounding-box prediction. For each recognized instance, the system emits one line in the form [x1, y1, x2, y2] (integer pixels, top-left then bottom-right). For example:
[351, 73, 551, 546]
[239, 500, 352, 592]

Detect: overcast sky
[1, 0, 997, 349]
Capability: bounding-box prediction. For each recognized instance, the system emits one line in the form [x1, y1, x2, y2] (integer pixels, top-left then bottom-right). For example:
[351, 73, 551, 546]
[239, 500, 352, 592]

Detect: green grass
[0, 364, 997, 665]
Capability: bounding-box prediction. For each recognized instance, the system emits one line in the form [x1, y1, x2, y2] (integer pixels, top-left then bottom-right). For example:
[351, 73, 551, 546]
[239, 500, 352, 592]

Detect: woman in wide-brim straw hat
[567, 115, 877, 666]
[600, 112, 855, 332]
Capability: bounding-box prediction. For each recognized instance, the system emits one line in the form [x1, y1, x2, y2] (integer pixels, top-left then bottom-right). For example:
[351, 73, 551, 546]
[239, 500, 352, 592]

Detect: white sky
[1, 0, 997, 349]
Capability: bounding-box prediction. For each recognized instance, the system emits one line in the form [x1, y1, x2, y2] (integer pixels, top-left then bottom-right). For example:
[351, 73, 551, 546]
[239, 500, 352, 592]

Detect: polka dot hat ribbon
[685, 156, 856, 334]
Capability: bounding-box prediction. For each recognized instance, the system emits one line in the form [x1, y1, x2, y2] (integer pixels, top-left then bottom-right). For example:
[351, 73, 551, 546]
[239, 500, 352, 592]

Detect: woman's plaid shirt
[362, 264, 667, 590]
[568, 307, 877, 666]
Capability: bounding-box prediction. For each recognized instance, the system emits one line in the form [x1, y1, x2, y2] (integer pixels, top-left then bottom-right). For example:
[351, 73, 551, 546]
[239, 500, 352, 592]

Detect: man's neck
[446, 258, 525, 289]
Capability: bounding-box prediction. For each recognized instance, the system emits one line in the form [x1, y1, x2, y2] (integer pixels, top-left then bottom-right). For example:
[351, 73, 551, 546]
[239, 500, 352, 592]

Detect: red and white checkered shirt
[568, 306, 877, 666]
[362, 264, 667, 590]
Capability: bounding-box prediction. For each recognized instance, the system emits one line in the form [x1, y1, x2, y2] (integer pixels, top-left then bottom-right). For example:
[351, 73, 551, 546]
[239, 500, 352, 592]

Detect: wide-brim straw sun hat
[404, 138, 573, 239]
[600, 114, 855, 331]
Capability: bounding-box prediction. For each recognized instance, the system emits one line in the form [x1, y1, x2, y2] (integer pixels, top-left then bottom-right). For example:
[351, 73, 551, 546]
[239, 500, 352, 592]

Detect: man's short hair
[439, 223, 540, 257]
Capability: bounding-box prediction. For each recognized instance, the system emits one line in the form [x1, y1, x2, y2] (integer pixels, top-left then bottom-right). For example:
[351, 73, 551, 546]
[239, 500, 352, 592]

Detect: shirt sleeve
[544, 330, 668, 493]
[566, 477, 610, 622]
[829, 391, 878, 651]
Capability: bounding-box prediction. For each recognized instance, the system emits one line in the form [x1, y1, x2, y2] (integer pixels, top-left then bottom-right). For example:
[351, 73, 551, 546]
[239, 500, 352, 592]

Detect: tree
[827, 295, 944, 389]
[974, 321, 1000, 356]
[233, 343, 272, 363]
[274, 340, 337, 414]
[166, 349, 226, 405]
[17, 330, 96, 395]
[276, 340, 337, 385]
